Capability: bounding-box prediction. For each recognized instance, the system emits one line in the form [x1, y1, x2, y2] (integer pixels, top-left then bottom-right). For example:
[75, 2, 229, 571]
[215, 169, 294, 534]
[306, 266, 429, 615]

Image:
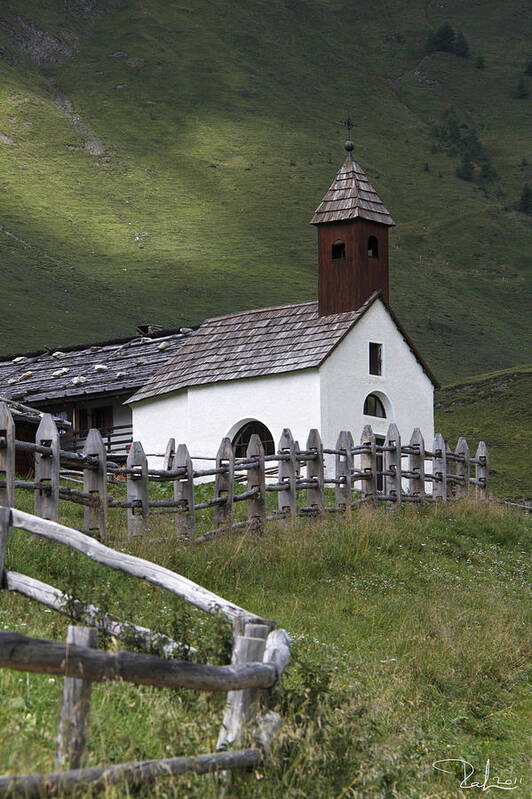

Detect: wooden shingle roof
[310, 155, 395, 227]
[0, 330, 191, 406]
[129, 295, 381, 403]
[130, 291, 438, 403]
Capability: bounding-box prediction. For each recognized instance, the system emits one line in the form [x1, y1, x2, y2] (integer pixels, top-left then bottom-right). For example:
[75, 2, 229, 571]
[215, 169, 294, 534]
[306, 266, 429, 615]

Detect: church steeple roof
[310, 145, 395, 227]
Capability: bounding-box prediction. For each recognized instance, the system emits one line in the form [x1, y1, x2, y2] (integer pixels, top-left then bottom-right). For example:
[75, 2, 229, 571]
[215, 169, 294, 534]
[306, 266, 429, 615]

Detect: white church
[128, 141, 437, 461]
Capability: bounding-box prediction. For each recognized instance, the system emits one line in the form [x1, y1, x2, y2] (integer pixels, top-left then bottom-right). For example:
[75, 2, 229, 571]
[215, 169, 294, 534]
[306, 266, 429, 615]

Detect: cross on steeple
[338, 115, 354, 140]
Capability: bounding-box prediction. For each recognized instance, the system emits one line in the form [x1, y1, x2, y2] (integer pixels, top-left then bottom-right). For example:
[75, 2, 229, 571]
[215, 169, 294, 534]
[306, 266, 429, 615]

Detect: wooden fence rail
[0, 402, 489, 543]
[0, 631, 280, 692]
[3, 569, 197, 656]
[0, 749, 263, 799]
[8, 508, 268, 625]
[0, 508, 291, 795]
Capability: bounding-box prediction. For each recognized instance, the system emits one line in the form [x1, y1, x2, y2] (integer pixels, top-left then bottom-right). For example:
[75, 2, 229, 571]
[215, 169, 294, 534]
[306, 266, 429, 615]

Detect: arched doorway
[230, 420, 275, 459]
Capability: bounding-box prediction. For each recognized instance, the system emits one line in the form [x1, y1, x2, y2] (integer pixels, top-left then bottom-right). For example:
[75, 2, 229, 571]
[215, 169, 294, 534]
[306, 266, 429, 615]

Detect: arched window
[368, 236, 378, 258]
[363, 393, 386, 418]
[232, 420, 275, 459]
[331, 240, 346, 260]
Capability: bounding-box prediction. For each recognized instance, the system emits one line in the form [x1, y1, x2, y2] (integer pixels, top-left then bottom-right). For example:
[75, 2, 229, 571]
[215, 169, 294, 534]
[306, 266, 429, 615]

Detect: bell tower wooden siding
[317, 219, 389, 316]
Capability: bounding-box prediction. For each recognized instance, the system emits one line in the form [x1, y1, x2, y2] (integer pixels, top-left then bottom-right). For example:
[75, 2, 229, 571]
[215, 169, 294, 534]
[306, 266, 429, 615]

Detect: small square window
[369, 342, 382, 375]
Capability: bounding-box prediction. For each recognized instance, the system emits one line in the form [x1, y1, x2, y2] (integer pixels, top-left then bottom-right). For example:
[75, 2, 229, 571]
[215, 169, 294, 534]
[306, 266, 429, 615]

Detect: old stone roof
[129, 294, 382, 403]
[0, 329, 191, 406]
[310, 155, 395, 226]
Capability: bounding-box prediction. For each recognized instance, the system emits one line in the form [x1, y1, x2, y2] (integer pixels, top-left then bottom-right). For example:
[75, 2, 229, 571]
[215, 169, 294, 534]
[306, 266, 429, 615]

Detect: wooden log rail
[3, 570, 197, 656]
[0, 749, 263, 798]
[8, 508, 271, 626]
[9, 438, 99, 470]
[0, 480, 50, 492]
[0, 631, 280, 692]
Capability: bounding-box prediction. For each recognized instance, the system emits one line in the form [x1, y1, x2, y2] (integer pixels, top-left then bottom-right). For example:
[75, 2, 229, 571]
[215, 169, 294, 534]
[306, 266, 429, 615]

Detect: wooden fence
[0, 401, 489, 543]
[0, 507, 290, 796]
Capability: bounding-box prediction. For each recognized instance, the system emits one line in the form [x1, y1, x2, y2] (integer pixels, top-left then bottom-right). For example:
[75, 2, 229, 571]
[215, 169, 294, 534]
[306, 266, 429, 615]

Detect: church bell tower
[311, 139, 395, 316]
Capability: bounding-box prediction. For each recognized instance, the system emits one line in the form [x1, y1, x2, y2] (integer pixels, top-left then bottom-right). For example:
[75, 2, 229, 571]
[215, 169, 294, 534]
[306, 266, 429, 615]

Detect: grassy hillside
[0, 499, 530, 796]
[0, 0, 530, 382]
[435, 364, 532, 500]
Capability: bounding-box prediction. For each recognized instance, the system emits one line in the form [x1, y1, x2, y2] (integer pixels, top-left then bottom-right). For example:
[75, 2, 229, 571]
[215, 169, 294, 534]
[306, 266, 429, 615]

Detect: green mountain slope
[0, 0, 530, 382]
[435, 365, 532, 499]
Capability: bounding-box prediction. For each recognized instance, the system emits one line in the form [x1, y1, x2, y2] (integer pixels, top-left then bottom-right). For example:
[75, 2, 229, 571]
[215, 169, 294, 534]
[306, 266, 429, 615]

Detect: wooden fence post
[126, 441, 149, 537]
[360, 424, 377, 504]
[174, 444, 195, 540]
[217, 621, 269, 751]
[163, 438, 175, 471]
[214, 438, 234, 532]
[294, 441, 301, 479]
[83, 430, 107, 541]
[432, 433, 448, 502]
[0, 506, 10, 584]
[56, 625, 98, 770]
[0, 402, 15, 509]
[306, 429, 324, 517]
[454, 436, 470, 499]
[246, 435, 265, 533]
[475, 441, 489, 501]
[408, 428, 425, 500]
[385, 423, 401, 509]
[335, 430, 354, 511]
[278, 429, 297, 521]
[34, 414, 60, 521]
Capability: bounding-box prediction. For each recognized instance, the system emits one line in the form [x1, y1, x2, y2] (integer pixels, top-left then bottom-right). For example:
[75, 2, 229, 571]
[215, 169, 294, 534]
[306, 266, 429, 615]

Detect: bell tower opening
[311, 138, 395, 316]
[331, 240, 346, 260]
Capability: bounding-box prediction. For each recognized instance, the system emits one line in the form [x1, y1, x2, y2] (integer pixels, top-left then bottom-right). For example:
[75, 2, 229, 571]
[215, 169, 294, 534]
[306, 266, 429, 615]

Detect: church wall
[187, 370, 320, 456]
[130, 301, 434, 477]
[130, 369, 321, 466]
[319, 299, 434, 451]
[130, 390, 189, 466]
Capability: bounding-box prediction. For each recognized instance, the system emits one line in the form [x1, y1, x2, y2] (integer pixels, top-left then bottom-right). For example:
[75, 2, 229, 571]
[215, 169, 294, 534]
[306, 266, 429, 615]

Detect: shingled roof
[310, 154, 395, 227]
[0, 329, 191, 406]
[131, 293, 420, 403]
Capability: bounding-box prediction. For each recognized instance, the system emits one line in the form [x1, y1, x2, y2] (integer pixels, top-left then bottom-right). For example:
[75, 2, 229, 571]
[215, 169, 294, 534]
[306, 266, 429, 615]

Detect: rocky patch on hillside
[0, 1, 107, 65]
[50, 79, 104, 155]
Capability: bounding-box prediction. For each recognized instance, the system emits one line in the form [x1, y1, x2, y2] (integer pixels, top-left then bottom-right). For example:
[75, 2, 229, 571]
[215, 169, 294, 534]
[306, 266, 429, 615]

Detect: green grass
[435, 364, 532, 500]
[0, 497, 530, 797]
[0, 0, 530, 383]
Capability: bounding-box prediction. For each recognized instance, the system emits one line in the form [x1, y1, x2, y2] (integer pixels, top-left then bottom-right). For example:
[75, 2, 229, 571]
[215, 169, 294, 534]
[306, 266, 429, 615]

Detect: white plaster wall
[131, 391, 188, 465]
[131, 369, 321, 465]
[319, 299, 434, 448]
